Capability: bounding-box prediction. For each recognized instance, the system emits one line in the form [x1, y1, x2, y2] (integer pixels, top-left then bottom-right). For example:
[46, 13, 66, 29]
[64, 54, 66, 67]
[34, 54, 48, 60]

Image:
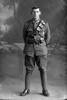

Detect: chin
[34, 17, 38, 20]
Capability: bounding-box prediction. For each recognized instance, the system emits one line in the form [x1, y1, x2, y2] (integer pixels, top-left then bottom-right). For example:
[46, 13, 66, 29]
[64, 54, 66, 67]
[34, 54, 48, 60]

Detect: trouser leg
[35, 55, 49, 96]
[35, 55, 48, 90]
[25, 55, 35, 90]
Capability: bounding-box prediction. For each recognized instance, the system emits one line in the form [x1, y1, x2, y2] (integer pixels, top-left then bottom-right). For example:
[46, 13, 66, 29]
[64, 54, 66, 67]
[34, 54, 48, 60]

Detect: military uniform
[22, 18, 50, 96]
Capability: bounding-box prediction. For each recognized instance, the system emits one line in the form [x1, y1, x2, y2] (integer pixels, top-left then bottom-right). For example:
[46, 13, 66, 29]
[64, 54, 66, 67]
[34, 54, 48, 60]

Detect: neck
[33, 18, 40, 22]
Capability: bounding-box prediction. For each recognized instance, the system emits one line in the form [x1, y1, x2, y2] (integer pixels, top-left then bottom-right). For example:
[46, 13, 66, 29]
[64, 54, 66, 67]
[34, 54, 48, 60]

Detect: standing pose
[20, 6, 51, 96]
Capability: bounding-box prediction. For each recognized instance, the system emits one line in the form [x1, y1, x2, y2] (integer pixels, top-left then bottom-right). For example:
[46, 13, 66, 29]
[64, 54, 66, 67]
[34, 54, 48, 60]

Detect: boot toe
[42, 89, 49, 96]
[19, 89, 30, 96]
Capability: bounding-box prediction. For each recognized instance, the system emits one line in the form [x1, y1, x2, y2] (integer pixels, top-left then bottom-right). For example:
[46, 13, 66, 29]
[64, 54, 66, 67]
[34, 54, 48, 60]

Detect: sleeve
[23, 22, 28, 43]
[45, 23, 51, 45]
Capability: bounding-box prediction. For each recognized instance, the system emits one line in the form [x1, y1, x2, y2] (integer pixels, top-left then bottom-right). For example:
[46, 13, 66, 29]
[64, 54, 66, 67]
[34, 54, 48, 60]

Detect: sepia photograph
[0, 0, 66, 100]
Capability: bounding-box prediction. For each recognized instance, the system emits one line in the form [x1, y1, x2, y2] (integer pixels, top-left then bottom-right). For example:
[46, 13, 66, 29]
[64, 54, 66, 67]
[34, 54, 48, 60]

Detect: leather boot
[20, 70, 32, 96]
[42, 89, 49, 96]
[40, 69, 49, 96]
[20, 89, 30, 96]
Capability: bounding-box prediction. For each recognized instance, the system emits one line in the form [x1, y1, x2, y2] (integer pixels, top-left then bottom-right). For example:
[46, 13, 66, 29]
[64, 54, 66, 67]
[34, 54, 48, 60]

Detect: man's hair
[31, 6, 41, 14]
[32, 6, 40, 10]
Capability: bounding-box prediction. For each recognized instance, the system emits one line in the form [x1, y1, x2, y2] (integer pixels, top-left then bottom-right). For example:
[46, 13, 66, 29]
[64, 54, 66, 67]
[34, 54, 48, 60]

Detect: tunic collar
[32, 18, 41, 24]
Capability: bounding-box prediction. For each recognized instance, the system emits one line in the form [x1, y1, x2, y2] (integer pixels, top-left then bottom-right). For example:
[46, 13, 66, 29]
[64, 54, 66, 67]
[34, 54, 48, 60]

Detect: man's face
[32, 8, 41, 20]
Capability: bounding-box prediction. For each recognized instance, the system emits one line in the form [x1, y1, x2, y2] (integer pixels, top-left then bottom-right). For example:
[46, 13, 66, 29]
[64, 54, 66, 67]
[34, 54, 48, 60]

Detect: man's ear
[39, 11, 41, 15]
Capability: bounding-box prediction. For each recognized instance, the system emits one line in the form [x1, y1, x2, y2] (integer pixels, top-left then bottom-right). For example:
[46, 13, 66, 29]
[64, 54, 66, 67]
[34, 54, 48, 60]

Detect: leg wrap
[25, 70, 33, 90]
[39, 69, 47, 90]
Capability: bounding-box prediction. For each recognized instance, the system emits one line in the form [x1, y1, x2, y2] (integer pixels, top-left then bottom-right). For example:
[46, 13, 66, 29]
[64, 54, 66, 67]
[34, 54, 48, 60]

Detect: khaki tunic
[23, 19, 50, 57]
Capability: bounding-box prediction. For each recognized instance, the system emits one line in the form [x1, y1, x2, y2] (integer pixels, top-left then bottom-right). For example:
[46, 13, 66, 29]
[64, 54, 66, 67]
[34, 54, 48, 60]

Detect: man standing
[20, 6, 50, 96]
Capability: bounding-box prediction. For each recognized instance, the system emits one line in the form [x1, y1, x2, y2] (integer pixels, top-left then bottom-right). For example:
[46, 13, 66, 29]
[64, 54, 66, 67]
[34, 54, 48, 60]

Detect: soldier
[20, 6, 51, 96]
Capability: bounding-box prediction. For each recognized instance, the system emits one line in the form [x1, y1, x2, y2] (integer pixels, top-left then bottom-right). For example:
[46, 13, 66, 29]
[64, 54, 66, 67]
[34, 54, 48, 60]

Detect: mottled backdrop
[0, 0, 66, 92]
